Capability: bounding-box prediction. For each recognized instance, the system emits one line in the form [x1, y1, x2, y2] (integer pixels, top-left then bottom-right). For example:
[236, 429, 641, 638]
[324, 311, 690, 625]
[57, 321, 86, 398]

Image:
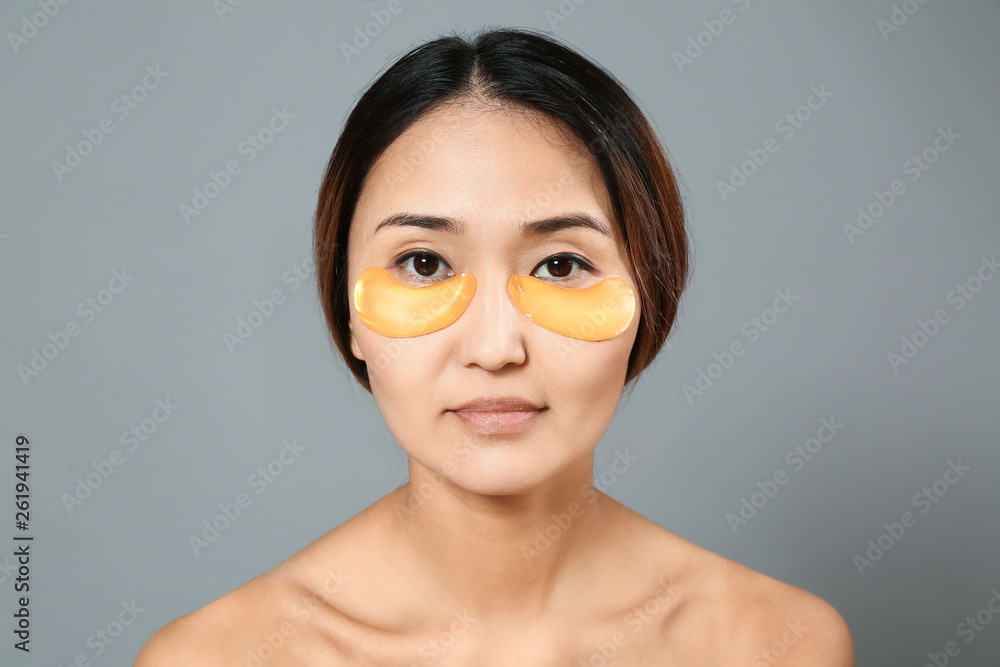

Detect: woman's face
[346, 101, 640, 496]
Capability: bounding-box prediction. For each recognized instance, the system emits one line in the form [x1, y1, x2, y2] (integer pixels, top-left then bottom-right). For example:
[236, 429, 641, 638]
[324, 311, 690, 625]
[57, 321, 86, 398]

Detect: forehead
[350, 101, 614, 243]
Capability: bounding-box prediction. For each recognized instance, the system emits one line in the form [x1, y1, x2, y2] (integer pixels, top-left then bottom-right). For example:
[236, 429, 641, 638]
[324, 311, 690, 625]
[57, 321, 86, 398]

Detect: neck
[389, 456, 609, 620]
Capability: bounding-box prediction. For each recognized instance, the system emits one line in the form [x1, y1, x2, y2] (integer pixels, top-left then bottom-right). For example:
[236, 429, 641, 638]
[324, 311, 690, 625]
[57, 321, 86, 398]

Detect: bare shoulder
[132, 505, 377, 666]
[133, 572, 307, 666]
[722, 558, 854, 666]
[133, 606, 223, 666]
[612, 506, 853, 666]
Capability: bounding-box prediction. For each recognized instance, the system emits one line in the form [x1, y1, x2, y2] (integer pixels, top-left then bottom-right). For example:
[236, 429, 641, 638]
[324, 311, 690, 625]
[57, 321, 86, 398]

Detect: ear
[348, 321, 365, 361]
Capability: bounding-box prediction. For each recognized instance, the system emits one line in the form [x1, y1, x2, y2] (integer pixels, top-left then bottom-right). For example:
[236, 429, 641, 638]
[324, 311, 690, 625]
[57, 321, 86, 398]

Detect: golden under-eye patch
[354, 266, 476, 337]
[507, 273, 635, 341]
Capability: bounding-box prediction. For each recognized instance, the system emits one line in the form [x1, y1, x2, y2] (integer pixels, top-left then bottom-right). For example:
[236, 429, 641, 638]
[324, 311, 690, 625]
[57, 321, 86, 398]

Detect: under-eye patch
[353, 266, 476, 337]
[506, 273, 635, 341]
[354, 266, 635, 341]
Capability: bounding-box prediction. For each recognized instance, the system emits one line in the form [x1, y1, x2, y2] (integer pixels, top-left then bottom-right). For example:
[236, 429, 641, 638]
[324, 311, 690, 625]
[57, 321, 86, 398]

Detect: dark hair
[315, 26, 691, 395]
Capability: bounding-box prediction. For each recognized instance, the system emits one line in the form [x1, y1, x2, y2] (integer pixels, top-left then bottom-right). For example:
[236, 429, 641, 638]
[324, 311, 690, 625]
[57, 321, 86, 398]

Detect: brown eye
[533, 253, 594, 281]
[546, 256, 571, 278]
[413, 253, 439, 277]
[395, 250, 451, 280]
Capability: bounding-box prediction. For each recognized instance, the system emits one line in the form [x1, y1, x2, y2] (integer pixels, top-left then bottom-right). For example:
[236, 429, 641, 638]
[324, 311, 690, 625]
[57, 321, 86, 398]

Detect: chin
[464, 467, 552, 496]
[435, 447, 587, 498]
[448, 475, 547, 498]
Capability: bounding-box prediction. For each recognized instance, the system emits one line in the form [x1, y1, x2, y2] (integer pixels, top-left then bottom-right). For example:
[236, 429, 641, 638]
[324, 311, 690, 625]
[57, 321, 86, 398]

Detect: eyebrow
[372, 212, 612, 239]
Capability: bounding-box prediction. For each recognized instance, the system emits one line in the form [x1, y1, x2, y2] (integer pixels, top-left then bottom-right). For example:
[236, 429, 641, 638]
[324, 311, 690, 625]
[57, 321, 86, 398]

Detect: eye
[393, 250, 453, 282]
[532, 253, 594, 281]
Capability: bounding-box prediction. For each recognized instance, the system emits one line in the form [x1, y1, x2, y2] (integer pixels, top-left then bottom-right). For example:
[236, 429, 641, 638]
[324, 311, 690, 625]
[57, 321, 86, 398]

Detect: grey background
[1, 0, 998, 664]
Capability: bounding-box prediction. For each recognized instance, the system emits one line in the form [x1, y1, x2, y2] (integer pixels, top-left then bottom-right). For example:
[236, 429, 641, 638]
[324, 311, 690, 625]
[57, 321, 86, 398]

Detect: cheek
[357, 329, 447, 436]
[363, 334, 428, 397]
[535, 290, 637, 385]
[536, 325, 635, 442]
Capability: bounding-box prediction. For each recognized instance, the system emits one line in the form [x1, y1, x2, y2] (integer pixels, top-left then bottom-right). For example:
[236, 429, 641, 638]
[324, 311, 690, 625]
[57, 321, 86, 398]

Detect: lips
[447, 396, 547, 435]
[450, 396, 545, 412]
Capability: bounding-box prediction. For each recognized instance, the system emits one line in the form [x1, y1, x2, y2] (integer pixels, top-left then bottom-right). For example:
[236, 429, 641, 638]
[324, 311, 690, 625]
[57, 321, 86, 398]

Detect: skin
[134, 100, 854, 666]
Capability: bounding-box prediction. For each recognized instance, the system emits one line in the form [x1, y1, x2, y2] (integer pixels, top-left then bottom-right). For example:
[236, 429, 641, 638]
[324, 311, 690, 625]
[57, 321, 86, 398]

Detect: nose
[454, 269, 527, 371]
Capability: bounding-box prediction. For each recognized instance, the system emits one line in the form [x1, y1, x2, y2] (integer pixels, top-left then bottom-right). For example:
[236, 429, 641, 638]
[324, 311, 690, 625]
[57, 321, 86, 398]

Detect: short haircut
[314, 26, 691, 394]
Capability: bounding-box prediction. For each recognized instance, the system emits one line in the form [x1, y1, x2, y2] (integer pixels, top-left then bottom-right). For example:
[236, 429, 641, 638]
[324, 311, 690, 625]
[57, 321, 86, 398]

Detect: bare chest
[255, 608, 722, 667]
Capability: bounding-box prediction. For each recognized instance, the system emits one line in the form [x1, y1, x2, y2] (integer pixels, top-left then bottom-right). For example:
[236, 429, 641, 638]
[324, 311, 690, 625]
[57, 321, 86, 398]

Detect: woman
[136, 27, 853, 665]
